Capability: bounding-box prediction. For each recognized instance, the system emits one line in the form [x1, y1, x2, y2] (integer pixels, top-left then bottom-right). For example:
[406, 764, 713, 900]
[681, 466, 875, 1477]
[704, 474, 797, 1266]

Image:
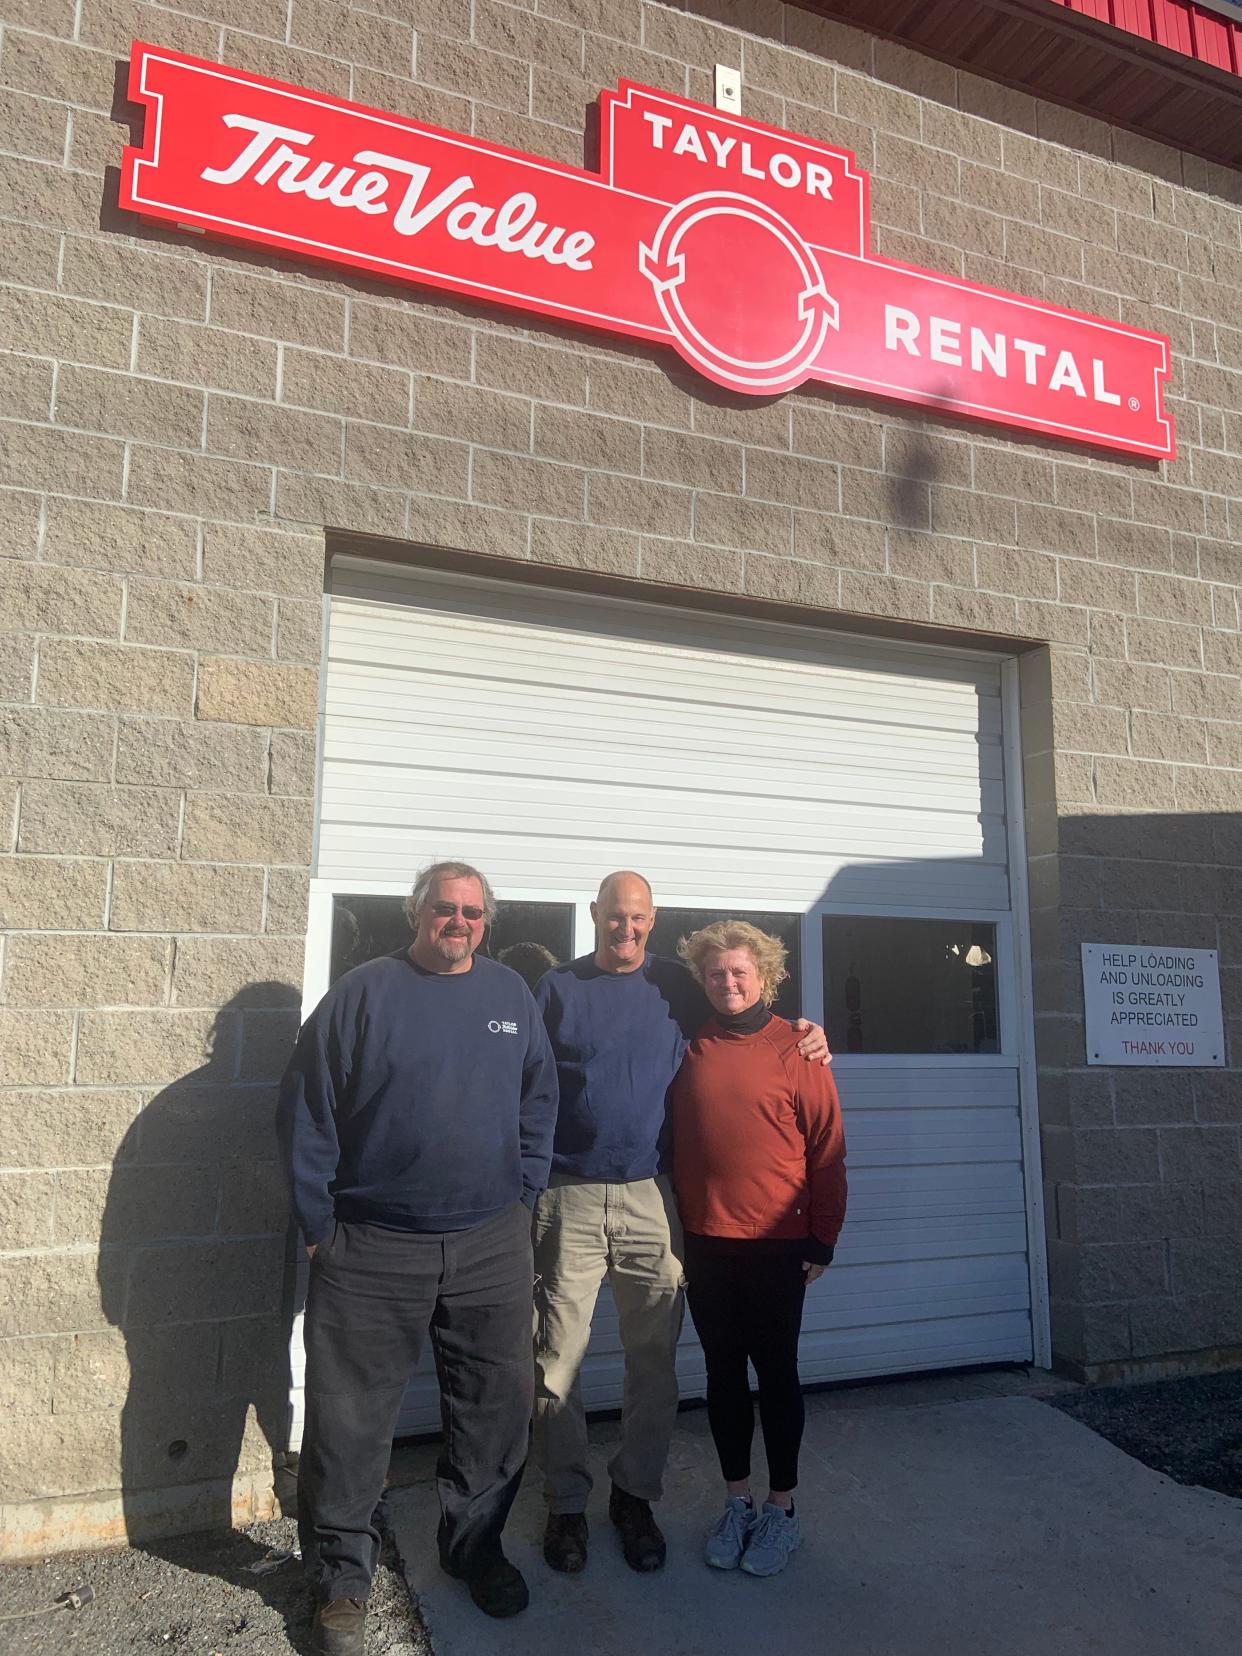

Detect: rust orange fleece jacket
[671, 1014, 847, 1253]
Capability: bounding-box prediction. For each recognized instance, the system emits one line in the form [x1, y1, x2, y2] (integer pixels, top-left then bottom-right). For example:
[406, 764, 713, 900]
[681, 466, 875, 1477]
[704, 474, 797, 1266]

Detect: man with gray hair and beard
[279, 860, 558, 1654]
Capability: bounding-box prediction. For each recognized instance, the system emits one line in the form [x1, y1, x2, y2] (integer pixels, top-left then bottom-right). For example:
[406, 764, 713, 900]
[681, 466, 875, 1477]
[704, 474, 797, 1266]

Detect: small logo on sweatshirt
[488, 1019, 519, 1035]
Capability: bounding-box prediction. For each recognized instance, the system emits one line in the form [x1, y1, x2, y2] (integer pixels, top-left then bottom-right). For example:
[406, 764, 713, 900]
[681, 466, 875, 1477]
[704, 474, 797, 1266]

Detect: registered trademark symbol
[1127, 396, 1141, 411]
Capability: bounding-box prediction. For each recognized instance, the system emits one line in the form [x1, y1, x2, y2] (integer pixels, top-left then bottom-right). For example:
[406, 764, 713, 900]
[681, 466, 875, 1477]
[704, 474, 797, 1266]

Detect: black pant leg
[429, 1202, 535, 1571]
[684, 1234, 755, 1483]
[740, 1250, 807, 1493]
[299, 1223, 440, 1600]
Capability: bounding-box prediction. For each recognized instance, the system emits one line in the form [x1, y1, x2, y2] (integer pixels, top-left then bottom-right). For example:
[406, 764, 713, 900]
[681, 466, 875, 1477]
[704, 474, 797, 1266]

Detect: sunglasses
[430, 901, 486, 921]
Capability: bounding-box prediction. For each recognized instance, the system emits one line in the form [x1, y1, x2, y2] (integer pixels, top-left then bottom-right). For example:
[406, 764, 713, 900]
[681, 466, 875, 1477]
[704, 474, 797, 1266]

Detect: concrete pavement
[388, 1373, 1242, 1656]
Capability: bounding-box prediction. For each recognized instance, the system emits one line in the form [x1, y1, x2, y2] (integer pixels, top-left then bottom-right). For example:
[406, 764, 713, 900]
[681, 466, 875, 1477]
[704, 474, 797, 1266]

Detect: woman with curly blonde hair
[672, 920, 847, 1579]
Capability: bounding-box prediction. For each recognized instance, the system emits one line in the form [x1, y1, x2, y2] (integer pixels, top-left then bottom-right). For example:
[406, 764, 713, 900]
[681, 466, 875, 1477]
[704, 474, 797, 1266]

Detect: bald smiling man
[530, 872, 828, 1578]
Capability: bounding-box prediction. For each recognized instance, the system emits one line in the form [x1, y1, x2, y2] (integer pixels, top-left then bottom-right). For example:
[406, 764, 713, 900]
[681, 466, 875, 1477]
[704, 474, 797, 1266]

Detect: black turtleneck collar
[715, 1000, 773, 1036]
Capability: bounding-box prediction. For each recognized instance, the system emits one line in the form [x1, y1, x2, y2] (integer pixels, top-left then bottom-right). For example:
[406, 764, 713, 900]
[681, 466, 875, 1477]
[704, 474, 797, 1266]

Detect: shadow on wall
[96, 981, 302, 1572]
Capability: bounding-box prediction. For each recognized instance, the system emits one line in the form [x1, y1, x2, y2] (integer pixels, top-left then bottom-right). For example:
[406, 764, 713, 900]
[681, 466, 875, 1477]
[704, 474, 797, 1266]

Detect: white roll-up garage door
[292, 556, 1039, 1441]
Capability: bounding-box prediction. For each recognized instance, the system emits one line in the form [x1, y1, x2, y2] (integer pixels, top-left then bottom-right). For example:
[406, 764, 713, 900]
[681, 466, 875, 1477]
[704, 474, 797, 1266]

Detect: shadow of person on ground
[97, 980, 319, 1652]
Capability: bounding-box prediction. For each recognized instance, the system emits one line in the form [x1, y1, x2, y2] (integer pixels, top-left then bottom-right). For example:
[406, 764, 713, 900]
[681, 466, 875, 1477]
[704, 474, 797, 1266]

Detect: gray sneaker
[739, 1502, 801, 1576]
[704, 1495, 756, 1570]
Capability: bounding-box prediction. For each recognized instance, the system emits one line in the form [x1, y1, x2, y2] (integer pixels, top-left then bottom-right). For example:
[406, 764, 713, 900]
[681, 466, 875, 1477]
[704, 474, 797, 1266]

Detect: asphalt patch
[0, 1515, 430, 1656]
[1047, 1369, 1242, 1500]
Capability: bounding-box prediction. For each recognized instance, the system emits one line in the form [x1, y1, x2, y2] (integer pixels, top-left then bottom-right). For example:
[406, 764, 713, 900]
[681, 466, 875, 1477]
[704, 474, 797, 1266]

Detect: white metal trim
[1001, 655, 1052, 1370]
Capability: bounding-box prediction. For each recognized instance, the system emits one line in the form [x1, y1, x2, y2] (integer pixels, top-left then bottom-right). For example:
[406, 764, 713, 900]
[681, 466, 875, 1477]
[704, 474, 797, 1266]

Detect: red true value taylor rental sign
[120, 42, 1175, 460]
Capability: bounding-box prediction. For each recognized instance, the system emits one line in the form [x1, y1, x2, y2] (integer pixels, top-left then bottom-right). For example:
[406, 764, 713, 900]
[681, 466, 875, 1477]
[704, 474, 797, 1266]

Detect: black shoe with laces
[440, 1549, 530, 1618]
[543, 1511, 589, 1573]
[609, 1482, 666, 1572]
[310, 1596, 366, 1656]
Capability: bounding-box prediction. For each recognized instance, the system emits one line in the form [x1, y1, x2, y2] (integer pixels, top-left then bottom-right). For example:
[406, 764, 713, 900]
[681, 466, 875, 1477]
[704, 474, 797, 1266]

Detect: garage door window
[330, 894, 575, 986]
[822, 917, 999, 1054]
[649, 907, 803, 1021]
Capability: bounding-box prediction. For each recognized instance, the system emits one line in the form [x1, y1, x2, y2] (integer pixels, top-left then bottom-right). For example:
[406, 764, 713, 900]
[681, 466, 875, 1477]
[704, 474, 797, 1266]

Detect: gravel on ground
[1046, 1368, 1242, 1500]
[0, 1513, 431, 1656]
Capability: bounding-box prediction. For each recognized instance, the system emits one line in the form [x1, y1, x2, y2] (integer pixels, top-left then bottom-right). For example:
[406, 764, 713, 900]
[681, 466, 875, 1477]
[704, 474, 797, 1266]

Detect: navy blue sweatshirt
[534, 953, 707, 1181]
[278, 950, 559, 1244]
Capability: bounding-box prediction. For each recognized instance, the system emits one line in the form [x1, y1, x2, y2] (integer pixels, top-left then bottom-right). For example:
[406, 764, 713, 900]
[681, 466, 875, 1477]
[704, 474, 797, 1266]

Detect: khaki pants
[532, 1173, 686, 1513]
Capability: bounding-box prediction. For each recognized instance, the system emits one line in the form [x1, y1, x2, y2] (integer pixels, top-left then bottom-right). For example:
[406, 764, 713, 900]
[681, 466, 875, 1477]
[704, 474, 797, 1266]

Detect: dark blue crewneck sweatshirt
[278, 950, 559, 1244]
[534, 953, 708, 1181]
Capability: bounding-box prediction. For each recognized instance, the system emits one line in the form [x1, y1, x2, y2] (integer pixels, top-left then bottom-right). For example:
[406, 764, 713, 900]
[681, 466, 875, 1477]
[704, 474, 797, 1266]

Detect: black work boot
[609, 1482, 666, 1572]
[311, 1596, 366, 1656]
[543, 1511, 589, 1573]
[441, 1550, 530, 1618]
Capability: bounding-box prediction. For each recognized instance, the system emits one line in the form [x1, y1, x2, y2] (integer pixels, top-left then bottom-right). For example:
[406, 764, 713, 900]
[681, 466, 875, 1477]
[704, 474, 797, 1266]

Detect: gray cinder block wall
[1, 0, 1240, 1553]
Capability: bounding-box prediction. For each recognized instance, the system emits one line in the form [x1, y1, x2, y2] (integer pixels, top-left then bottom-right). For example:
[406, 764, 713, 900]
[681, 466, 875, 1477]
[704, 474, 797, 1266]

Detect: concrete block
[1158, 1126, 1242, 1183]
[743, 554, 840, 609]
[274, 599, 323, 665]
[0, 287, 132, 370]
[56, 1164, 218, 1247]
[135, 315, 279, 400]
[587, 360, 691, 430]
[180, 794, 314, 864]
[208, 265, 347, 350]
[342, 426, 469, 498]
[55, 364, 204, 449]
[17, 782, 181, 858]
[109, 863, 265, 935]
[0, 1010, 73, 1085]
[75, 1009, 231, 1087]
[529, 519, 641, 578]
[59, 238, 208, 322]
[172, 937, 304, 1008]
[534, 407, 642, 477]
[201, 524, 323, 601]
[3, 934, 172, 1008]
[0, 423, 124, 501]
[417, 29, 529, 110]
[37, 640, 195, 718]
[697, 493, 792, 557]
[208, 395, 345, 479]
[588, 472, 692, 538]
[276, 471, 409, 539]
[282, 346, 410, 426]
[264, 870, 310, 936]
[0, 1170, 55, 1249]
[124, 1238, 284, 1327]
[1169, 1237, 1242, 1299]
[0, 1089, 141, 1168]
[196, 660, 318, 729]
[216, 1159, 288, 1235]
[0, 559, 123, 641]
[41, 499, 199, 581]
[797, 516, 886, 572]
[115, 719, 268, 791]
[0, 1410, 123, 1502]
[0, 1252, 110, 1337]
[127, 447, 273, 522]
[472, 450, 584, 520]
[641, 541, 743, 594]
[840, 571, 932, 623]
[0, 857, 108, 930]
[0, 1334, 57, 1417]
[239, 1009, 301, 1081]
[135, 1082, 280, 1165]
[349, 298, 473, 381]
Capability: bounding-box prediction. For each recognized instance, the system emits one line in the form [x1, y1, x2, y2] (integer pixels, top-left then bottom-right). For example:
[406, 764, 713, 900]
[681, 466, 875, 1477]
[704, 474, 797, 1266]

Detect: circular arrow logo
[639, 193, 838, 394]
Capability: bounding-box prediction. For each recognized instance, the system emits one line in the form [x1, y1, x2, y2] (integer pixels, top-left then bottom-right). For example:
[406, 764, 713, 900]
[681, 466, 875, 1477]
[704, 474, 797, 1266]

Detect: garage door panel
[318, 830, 1011, 911]
[315, 561, 1033, 1441]
[325, 654, 1003, 744]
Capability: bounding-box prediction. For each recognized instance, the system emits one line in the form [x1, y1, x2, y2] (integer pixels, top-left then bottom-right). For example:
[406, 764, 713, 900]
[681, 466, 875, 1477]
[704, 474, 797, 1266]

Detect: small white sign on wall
[1081, 944, 1225, 1067]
